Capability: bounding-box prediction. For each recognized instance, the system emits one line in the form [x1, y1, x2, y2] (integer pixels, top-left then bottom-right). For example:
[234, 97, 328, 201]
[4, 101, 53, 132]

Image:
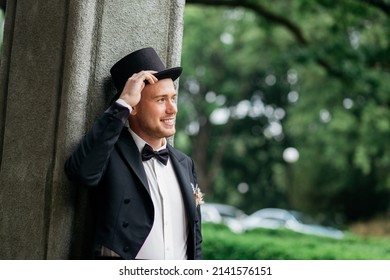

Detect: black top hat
[110, 47, 182, 101]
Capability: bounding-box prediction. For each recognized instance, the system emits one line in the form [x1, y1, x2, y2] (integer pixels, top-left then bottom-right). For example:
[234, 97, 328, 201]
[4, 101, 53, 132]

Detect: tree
[179, 0, 390, 223]
[177, 6, 295, 213]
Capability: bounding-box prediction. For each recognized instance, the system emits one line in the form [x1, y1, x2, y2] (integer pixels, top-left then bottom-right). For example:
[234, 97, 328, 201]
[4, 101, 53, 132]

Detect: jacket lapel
[115, 129, 150, 194]
[168, 145, 197, 224]
[116, 130, 196, 223]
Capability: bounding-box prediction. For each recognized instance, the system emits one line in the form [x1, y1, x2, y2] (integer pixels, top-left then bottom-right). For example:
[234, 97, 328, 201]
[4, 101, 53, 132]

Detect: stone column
[0, 0, 185, 259]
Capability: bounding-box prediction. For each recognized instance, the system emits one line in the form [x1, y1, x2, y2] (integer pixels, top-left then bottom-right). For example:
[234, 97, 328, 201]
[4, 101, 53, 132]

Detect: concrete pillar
[0, 0, 185, 259]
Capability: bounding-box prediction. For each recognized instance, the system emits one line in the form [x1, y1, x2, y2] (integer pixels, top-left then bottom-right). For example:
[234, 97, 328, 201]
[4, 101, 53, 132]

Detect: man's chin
[163, 129, 176, 138]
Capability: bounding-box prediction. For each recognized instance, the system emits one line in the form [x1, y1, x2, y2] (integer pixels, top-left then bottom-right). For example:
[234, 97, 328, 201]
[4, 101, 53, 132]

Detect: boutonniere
[191, 183, 204, 206]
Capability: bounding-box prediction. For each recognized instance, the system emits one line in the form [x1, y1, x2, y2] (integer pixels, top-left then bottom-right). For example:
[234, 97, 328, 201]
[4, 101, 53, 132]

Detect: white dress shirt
[128, 128, 188, 260]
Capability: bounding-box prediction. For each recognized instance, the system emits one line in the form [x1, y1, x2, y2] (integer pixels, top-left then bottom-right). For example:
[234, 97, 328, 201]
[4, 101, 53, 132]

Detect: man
[64, 47, 203, 260]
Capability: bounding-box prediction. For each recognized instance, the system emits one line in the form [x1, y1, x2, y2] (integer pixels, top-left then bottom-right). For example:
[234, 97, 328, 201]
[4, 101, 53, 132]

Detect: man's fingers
[145, 74, 158, 84]
[138, 70, 158, 84]
[119, 70, 159, 107]
[127, 70, 158, 85]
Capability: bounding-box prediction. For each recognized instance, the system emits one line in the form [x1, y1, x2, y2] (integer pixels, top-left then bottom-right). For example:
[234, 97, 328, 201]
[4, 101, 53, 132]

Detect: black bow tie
[141, 144, 169, 165]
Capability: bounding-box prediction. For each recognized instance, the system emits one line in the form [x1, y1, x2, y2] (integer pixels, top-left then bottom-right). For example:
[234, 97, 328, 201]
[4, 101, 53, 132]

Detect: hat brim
[110, 67, 182, 103]
[148, 67, 182, 84]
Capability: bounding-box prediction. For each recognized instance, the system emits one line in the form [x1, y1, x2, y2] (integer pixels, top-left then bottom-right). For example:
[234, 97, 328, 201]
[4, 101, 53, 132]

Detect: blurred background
[174, 0, 390, 239]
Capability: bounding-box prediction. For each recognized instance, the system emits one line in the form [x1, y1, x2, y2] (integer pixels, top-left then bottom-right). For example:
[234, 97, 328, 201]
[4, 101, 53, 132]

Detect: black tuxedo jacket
[64, 103, 202, 259]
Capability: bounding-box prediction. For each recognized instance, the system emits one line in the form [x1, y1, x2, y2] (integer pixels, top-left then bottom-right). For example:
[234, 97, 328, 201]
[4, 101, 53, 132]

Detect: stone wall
[0, 0, 185, 259]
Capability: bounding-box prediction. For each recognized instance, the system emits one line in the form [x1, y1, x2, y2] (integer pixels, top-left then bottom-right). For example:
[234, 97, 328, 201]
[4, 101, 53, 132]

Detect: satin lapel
[116, 129, 150, 194]
[167, 145, 196, 224]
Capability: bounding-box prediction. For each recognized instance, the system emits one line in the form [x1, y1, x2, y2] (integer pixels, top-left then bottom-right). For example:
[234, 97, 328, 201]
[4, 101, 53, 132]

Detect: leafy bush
[202, 223, 390, 260]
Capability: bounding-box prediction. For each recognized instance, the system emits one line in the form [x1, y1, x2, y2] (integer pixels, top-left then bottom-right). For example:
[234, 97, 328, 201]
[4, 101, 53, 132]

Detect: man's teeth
[162, 119, 175, 125]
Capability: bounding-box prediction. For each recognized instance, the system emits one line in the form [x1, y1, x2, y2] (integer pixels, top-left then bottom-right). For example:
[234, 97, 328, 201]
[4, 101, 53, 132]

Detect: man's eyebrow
[153, 93, 177, 99]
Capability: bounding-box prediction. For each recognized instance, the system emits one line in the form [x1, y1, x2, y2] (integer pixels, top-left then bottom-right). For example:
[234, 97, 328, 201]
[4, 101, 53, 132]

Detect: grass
[201, 223, 390, 260]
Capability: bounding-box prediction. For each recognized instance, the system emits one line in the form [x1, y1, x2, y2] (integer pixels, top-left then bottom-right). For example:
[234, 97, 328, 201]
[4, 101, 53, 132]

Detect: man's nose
[166, 99, 177, 114]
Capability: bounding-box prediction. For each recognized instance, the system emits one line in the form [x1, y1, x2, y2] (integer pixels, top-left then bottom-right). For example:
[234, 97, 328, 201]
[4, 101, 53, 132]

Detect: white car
[242, 208, 344, 239]
[201, 203, 247, 233]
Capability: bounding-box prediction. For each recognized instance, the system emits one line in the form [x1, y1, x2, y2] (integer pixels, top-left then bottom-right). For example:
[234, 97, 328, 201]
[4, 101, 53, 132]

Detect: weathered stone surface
[0, 0, 184, 259]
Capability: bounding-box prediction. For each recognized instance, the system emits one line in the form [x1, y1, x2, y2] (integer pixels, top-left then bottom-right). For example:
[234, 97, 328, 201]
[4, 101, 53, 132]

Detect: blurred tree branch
[187, 0, 390, 80]
[359, 0, 390, 15]
[186, 0, 347, 81]
[186, 0, 308, 45]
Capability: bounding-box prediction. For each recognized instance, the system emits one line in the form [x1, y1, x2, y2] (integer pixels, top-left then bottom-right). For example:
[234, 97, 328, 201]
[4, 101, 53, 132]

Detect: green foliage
[202, 223, 390, 260]
[179, 5, 292, 214]
[180, 1, 390, 223]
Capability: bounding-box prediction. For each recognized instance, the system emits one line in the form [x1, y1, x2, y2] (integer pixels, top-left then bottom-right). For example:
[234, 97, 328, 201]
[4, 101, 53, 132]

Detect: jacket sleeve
[195, 205, 203, 260]
[192, 159, 203, 260]
[64, 102, 130, 187]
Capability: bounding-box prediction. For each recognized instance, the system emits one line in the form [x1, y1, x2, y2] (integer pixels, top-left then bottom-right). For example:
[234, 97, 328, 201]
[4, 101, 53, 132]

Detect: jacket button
[124, 198, 130, 204]
[122, 221, 129, 228]
[123, 246, 129, 252]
